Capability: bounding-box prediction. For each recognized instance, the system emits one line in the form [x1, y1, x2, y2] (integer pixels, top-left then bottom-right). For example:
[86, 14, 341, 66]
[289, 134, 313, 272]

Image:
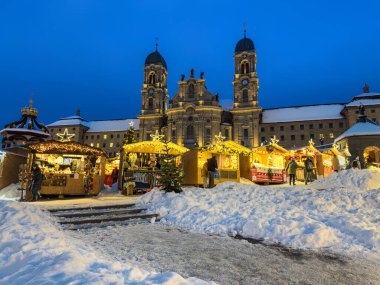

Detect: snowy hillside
[141, 170, 380, 261]
[0, 200, 213, 285]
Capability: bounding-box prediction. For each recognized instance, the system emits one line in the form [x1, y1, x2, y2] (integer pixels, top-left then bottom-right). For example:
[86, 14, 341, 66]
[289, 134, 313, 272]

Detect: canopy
[25, 140, 105, 156]
[123, 141, 189, 156]
[203, 140, 251, 155]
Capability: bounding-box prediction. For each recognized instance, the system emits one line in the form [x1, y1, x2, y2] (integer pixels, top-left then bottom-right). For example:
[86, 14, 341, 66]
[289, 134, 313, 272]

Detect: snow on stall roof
[87, 119, 140, 132]
[0, 128, 50, 136]
[345, 99, 380, 107]
[262, 104, 344, 123]
[334, 122, 380, 142]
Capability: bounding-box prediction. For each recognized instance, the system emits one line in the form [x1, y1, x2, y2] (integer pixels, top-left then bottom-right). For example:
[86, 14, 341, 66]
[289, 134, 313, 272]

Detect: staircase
[48, 203, 158, 230]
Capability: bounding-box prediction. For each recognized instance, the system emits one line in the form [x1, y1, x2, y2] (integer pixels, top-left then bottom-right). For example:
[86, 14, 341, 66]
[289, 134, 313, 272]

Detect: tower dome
[235, 36, 255, 53]
[145, 50, 167, 69]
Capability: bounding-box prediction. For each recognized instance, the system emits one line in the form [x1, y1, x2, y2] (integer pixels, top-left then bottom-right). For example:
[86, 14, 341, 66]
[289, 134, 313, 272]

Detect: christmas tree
[124, 121, 136, 145]
[157, 141, 183, 193]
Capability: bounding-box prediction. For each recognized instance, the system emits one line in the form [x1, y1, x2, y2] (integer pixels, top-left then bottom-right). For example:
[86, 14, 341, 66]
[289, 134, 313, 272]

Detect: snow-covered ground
[140, 169, 380, 262]
[0, 199, 213, 285]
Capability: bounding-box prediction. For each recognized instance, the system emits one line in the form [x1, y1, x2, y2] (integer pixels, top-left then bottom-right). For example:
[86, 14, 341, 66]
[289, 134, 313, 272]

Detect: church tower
[138, 42, 168, 141]
[231, 26, 262, 147]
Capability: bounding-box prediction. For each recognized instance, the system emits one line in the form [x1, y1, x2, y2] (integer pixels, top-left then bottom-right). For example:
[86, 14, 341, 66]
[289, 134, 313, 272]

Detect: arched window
[149, 73, 156, 84]
[188, 84, 195, 98]
[186, 125, 195, 139]
[148, 97, 154, 109]
[240, 61, 250, 74]
[242, 90, 249, 102]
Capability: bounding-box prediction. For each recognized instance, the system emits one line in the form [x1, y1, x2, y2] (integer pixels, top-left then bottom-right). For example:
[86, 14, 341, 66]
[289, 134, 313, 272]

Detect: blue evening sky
[0, 0, 379, 125]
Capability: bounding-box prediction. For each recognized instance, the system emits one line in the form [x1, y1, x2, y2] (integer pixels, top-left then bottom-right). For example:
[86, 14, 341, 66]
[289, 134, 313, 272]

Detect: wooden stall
[251, 141, 288, 184]
[290, 141, 320, 181]
[104, 156, 120, 186]
[24, 141, 106, 196]
[182, 141, 251, 186]
[0, 148, 28, 190]
[119, 140, 189, 194]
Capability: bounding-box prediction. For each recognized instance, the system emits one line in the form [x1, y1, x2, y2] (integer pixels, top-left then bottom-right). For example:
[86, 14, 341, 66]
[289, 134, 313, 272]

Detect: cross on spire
[243, 22, 247, 38]
[155, 37, 159, 51]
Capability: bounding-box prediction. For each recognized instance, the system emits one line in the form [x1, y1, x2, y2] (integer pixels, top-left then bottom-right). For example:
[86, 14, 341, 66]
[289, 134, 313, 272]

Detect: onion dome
[235, 25, 255, 53]
[145, 49, 167, 69]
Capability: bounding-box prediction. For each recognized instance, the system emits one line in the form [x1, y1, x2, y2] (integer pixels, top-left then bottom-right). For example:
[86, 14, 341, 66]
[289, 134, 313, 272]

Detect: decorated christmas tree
[124, 121, 136, 145]
[157, 141, 183, 193]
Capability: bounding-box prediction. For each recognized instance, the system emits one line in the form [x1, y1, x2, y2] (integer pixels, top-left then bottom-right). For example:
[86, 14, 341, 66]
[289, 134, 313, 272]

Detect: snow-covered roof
[334, 122, 380, 142]
[47, 119, 90, 127]
[345, 99, 380, 107]
[352, 92, 380, 99]
[0, 128, 51, 137]
[262, 104, 344, 123]
[87, 119, 140, 132]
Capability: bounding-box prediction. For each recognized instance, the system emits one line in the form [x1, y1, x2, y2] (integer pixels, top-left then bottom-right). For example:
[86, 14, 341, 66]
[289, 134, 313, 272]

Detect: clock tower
[231, 27, 261, 147]
[138, 42, 168, 141]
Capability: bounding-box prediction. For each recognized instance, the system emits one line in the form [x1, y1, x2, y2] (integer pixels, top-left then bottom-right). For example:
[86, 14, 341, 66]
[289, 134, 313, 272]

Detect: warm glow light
[56, 128, 75, 142]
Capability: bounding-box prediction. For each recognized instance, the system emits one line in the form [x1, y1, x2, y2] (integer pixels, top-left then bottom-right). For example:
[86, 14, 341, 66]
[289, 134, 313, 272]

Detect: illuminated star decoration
[129, 121, 134, 128]
[150, 130, 165, 142]
[308, 138, 315, 147]
[270, 135, 279, 145]
[57, 128, 75, 142]
[215, 132, 226, 144]
[332, 143, 338, 149]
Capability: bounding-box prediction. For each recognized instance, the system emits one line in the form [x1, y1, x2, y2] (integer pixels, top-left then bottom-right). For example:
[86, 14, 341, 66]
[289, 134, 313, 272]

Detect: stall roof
[123, 141, 189, 155]
[203, 140, 252, 155]
[25, 141, 105, 156]
[252, 143, 289, 155]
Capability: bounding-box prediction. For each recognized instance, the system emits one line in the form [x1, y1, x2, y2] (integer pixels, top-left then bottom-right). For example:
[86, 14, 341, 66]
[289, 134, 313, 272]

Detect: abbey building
[46, 32, 380, 157]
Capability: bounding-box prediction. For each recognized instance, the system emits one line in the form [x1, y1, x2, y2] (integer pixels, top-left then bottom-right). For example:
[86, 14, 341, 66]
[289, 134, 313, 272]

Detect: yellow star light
[150, 130, 165, 142]
[308, 138, 315, 147]
[270, 135, 279, 145]
[57, 128, 75, 142]
[215, 132, 226, 143]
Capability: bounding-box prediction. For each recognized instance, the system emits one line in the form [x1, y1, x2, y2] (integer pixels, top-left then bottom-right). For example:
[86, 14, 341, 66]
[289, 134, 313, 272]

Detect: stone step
[48, 203, 136, 213]
[58, 213, 159, 225]
[53, 208, 147, 218]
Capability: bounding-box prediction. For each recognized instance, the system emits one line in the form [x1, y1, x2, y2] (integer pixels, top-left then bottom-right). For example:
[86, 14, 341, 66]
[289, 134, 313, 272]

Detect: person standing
[111, 167, 119, 184]
[30, 164, 43, 202]
[207, 155, 218, 188]
[285, 158, 297, 186]
[304, 157, 314, 185]
[201, 161, 209, 188]
[351, 156, 362, 169]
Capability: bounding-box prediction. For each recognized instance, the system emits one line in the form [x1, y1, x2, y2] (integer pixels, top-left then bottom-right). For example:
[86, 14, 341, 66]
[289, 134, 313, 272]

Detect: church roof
[145, 51, 167, 69]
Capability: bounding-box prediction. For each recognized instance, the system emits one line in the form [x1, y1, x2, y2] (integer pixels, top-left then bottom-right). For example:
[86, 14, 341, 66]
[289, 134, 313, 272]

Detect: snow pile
[141, 170, 380, 261]
[0, 183, 22, 200]
[0, 200, 213, 285]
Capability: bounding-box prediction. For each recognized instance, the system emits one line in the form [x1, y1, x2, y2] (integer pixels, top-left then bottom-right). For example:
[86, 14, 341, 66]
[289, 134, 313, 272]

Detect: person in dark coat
[285, 158, 297, 186]
[304, 157, 314, 185]
[31, 164, 43, 201]
[111, 167, 119, 184]
[207, 156, 218, 188]
[351, 156, 362, 169]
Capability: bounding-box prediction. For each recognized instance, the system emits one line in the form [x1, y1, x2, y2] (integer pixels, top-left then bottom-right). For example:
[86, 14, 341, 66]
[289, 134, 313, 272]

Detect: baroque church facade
[139, 32, 261, 149]
[45, 31, 380, 157]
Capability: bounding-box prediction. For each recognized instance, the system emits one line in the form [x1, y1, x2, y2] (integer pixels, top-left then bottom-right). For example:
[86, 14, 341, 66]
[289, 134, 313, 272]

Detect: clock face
[243, 54, 247, 58]
[149, 89, 154, 95]
[242, 79, 248, 86]
[150, 66, 154, 70]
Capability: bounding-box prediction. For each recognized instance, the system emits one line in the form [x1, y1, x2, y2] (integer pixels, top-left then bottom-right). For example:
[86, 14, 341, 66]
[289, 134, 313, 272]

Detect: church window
[242, 90, 249, 102]
[149, 73, 156, 84]
[186, 125, 195, 139]
[148, 98, 154, 109]
[243, 128, 249, 138]
[188, 84, 195, 98]
[240, 61, 250, 74]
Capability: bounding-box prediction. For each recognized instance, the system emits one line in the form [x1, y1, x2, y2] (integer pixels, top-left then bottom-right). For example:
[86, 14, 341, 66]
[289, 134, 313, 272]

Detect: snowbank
[141, 170, 380, 261]
[0, 183, 22, 201]
[0, 200, 213, 285]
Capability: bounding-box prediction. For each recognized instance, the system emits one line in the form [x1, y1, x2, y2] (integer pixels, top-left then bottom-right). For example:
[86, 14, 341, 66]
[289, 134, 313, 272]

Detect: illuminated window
[329, 133, 334, 138]
[103, 134, 107, 139]
[149, 73, 156, 84]
[96, 143, 100, 148]
[319, 133, 324, 139]
[90, 143, 94, 147]
[110, 142, 114, 147]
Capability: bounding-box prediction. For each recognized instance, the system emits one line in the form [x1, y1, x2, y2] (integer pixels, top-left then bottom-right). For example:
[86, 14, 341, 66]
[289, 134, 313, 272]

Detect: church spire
[243, 22, 247, 38]
[155, 37, 158, 51]
[363, 83, 369, 93]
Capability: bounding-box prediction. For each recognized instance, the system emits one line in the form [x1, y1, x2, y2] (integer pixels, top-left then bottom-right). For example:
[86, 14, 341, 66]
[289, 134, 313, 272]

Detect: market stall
[24, 141, 106, 196]
[119, 136, 189, 194]
[104, 156, 120, 186]
[0, 148, 28, 190]
[182, 140, 251, 186]
[289, 140, 319, 181]
[251, 138, 288, 184]
[315, 143, 350, 175]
